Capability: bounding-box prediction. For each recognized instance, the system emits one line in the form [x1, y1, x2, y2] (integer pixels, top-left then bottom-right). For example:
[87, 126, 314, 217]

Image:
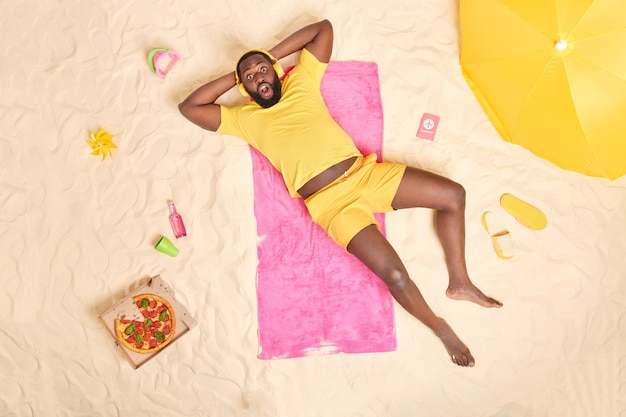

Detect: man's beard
[248, 77, 283, 108]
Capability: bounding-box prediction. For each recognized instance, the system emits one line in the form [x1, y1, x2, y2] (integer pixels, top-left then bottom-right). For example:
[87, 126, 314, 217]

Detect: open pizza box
[99, 275, 197, 369]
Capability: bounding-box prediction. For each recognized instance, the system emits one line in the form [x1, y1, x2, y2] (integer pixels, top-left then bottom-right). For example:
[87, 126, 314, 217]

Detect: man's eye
[246, 74, 253, 80]
[261, 67, 267, 73]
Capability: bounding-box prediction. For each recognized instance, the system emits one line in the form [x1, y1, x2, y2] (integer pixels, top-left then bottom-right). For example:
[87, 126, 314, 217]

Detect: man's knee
[446, 181, 466, 211]
[382, 265, 409, 292]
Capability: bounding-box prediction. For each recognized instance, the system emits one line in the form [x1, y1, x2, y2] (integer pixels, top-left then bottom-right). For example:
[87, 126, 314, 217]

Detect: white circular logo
[423, 118, 435, 130]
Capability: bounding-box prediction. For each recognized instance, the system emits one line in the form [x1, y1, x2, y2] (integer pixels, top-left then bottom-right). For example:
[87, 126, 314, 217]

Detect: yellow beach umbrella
[460, 0, 626, 180]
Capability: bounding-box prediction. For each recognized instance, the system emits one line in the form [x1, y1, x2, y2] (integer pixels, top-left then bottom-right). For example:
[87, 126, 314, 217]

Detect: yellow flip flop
[500, 194, 547, 230]
[481, 211, 514, 260]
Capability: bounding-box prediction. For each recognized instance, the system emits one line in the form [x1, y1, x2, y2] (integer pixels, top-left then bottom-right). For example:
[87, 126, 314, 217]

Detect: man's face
[238, 54, 282, 108]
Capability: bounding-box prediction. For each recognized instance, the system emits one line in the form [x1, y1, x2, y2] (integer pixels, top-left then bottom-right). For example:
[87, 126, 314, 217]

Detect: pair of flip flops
[482, 194, 547, 260]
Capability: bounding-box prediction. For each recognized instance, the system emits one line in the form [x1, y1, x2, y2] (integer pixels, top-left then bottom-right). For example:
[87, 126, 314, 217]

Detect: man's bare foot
[446, 282, 503, 308]
[433, 318, 475, 367]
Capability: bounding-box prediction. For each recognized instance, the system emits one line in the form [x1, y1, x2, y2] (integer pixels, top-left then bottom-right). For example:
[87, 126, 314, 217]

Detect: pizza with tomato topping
[114, 294, 176, 354]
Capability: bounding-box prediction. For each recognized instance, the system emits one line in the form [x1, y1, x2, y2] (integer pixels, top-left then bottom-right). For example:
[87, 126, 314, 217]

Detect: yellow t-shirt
[217, 48, 361, 197]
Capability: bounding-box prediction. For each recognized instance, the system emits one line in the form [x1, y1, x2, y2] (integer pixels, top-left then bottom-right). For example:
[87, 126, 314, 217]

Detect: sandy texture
[1, 1, 625, 416]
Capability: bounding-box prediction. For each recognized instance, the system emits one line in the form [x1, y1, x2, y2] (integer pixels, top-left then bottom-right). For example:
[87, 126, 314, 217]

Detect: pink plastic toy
[148, 47, 181, 79]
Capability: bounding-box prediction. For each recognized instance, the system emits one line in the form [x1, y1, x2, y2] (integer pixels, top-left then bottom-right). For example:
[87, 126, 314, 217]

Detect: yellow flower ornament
[88, 128, 118, 161]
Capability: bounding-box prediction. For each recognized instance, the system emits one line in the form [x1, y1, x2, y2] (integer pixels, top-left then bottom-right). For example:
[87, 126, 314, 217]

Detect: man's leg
[347, 224, 475, 367]
[391, 167, 502, 308]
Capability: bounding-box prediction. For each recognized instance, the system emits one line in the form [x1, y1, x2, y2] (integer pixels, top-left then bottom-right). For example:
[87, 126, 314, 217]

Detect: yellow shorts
[303, 154, 406, 250]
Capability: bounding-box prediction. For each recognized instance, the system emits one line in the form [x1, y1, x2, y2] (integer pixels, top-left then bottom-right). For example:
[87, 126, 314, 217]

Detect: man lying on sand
[178, 19, 502, 367]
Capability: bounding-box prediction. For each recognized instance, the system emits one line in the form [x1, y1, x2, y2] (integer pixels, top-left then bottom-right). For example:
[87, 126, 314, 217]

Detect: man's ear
[238, 82, 249, 97]
[273, 60, 285, 79]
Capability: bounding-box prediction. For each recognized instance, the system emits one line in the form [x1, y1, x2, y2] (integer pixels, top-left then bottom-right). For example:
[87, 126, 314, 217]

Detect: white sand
[2, 1, 625, 416]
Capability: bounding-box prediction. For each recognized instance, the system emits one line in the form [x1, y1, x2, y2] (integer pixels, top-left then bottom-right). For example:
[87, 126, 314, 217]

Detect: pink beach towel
[251, 61, 397, 359]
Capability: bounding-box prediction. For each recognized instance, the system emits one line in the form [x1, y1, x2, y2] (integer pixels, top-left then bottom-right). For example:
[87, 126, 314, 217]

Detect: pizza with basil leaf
[114, 294, 176, 354]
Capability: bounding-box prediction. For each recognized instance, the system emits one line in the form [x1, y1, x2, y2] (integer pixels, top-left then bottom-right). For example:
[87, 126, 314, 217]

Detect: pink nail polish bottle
[168, 200, 187, 238]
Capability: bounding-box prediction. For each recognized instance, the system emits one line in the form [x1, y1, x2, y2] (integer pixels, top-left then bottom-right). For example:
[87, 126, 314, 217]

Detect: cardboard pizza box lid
[98, 275, 197, 369]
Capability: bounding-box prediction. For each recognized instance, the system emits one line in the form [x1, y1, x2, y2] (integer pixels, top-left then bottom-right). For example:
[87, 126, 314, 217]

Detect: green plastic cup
[154, 236, 179, 257]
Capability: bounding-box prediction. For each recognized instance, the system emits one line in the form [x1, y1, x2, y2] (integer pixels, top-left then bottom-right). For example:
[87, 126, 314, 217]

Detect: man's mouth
[258, 83, 273, 99]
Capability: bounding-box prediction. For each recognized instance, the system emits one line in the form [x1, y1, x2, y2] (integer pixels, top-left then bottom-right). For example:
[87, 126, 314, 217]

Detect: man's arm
[178, 71, 235, 132]
[268, 19, 333, 63]
[178, 19, 333, 131]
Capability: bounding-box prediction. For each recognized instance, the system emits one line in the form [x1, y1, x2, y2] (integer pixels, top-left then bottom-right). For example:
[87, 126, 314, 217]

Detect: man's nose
[254, 73, 266, 83]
